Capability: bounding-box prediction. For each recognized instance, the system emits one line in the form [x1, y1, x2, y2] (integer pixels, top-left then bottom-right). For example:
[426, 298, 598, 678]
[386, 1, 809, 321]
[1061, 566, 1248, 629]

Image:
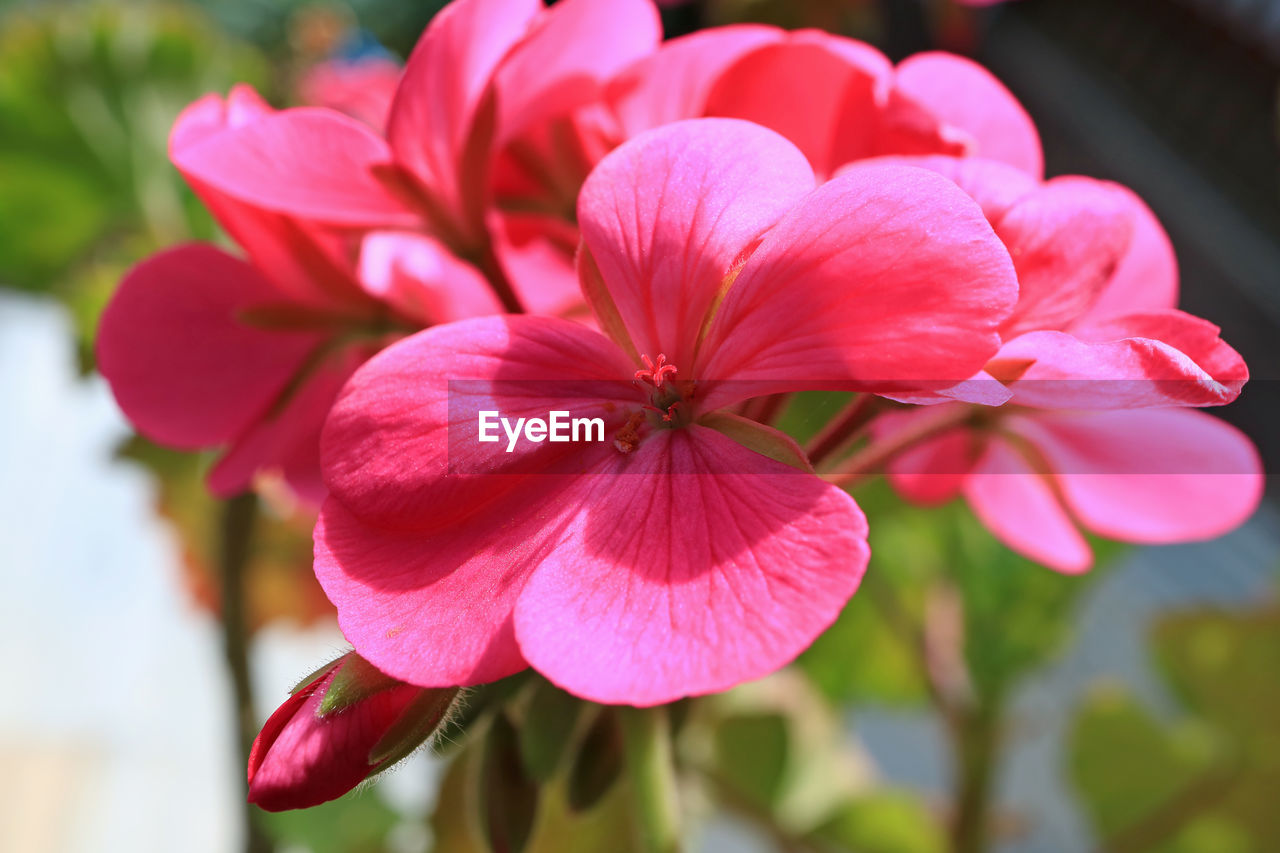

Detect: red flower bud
[248, 652, 459, 811]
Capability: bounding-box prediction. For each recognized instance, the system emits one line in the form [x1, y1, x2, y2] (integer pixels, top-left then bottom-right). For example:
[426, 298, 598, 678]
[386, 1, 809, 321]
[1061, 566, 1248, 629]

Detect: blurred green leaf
[518, 679, 583, 783]
[479, 715, 540, 853]
[713, 712, 790, 810]
[1069, 600, 1280, 851]
[261, 789, 400, 853]
[565, 709, 623, 813]
[810, 790, 947, 853]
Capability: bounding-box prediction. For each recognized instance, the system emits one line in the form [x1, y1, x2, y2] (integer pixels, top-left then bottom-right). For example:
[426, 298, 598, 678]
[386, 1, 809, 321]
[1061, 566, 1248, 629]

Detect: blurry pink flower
[313, 119, 1019, 705]
[98, 87, 500, 502]
[297, 56, 403, 129]
[249, 652, 458, 811]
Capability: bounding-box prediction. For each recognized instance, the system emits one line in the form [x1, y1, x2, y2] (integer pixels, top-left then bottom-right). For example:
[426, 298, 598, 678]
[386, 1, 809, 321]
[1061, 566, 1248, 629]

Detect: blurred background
[1, 0, 1276, 851]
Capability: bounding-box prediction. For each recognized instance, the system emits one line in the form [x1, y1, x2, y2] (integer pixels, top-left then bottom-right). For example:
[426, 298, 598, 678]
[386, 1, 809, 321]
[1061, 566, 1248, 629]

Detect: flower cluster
[96, 0, 1261, 809]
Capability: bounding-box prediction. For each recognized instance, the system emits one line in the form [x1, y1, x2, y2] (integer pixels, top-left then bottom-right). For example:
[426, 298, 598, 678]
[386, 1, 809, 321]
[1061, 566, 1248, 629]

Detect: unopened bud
[248, 651, 460, 811]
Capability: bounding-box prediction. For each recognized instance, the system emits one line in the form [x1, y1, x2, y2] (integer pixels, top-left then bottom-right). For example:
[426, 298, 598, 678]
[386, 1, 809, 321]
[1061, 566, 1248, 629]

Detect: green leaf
[713, 712, 790, 810]
[479, 715, 540, 853]
[261, 789, 399, 853]
[810, 790, 947, 853]
[517, 679, 583, 782]
[565, 709, 623, 813]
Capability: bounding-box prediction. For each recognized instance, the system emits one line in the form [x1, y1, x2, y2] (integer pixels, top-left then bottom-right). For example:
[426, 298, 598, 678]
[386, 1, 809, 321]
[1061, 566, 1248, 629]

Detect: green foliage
[1069, 599, 1280, 851]
[0, 0, 268, 361]
[261, 790, 401, 853]
[810, 791, 947, 853]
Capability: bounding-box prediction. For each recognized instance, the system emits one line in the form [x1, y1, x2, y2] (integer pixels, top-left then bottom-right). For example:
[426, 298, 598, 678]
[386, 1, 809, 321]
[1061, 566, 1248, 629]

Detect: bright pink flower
[98, 87, 500, 501]
[868, 156, 1260, 571]
[173, 0, 661, 316]
[248, 652, 458, 811]
[872, 156, 1247, 408]
[878, 405, 1263, 573]
[297, 56, 403, 130]
[314, 119, 1019, 705]
[700, 31, 1042, 179]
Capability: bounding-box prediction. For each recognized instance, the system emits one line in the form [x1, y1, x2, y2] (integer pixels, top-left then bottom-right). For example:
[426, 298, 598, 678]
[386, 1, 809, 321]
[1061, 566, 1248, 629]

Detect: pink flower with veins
[870, 156, 1261, 572]
[313, 119, 1019, 705]
[97, 86, 501, 502]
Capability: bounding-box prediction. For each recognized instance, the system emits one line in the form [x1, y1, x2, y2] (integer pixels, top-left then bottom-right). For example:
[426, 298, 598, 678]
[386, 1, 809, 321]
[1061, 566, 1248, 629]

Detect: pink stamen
[634, 353, 678, 388]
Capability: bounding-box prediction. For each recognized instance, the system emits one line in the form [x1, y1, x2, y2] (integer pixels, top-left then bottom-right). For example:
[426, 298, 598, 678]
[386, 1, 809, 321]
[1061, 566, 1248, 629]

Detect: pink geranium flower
[98, 87, 500, 501]
[870, 156, 1261, 571]
[297, 56, 403, 130]
[313, 119, 1019, 705]
[697, 31, 1043, 179]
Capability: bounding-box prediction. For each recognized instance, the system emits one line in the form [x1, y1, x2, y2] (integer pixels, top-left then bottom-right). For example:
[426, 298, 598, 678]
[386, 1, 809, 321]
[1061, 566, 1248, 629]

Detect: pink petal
[1074, 186, 1179, 323]
[169, 84, 272, 154]
[886, 52, 1043, 178]
[358, 231, 502, 325]
[847, 155, 1038, 221]
[315, 491, 553, 687]
[697, 162, 1018, 410]
[97, 244, 323, 448]
[608, 24, 783, 138]
[998, 310, 1247, 408]
[486, 211, 585, 316]
[320, 315, 636, 530]
[877, 406, 980, 503]
[995, 177, 1135, 338]
[208, 343, 374, 503]
[963, 436, 1093, 573]
[704, 33, 891, 176]
[173, 107, 415, 227]
[493, 0, 662, 146]
[577, 118, 814, 367]
[298, 57, 403, 130]
[513, 426, 868, 705]
[387, 0, 541, 220]
[1012, 409, 1263, 543]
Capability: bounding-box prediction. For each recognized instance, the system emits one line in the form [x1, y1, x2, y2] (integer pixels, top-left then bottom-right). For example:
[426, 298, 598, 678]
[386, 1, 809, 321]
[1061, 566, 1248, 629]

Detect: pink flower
[696, 31, 1043, 179]
[173, 0, 662, 316]
[870, 156, 1261, 571]
[249, 652, 458, 811]
[876, 156, 1247, 408]
[97, 86, 500, 501]
[313, 119, 1019, 705]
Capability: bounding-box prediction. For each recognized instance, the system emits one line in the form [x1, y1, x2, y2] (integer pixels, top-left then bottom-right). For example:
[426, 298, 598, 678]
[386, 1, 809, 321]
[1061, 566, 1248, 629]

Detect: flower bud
[248, 651, 459, 811]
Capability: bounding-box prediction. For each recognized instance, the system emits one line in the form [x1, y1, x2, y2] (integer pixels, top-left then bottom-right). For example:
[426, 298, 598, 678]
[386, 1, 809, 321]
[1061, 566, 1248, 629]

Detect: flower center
[634, 353, 677, 388]
[612, 354, 695, 453]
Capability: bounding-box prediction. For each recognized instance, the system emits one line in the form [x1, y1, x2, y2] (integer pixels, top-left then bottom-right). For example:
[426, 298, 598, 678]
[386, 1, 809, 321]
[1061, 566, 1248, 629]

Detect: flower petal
[608, 24, 783, 138]
[1075, 186, 1179, 323]
[387, 0, 542, 218]
[1012, 408, 1263, 543]
[209, 343, 373, 503]
[320, 315, 636, 530]
[705, 33, 891, 176]
[173, 107, 415, 227]
[97, 244, 323, 448]
[963, 436, 1093, 574]
[358, 231, 502, 325]
[577, 118, 814, 367]
[493, 0, 662, 146]
[886, 52, 1043, 178]
[998, 310, 1247, 408]
[697, 163, 1018, 409]
[994, 176, 1135, 338]
[514, 426, 868, 705]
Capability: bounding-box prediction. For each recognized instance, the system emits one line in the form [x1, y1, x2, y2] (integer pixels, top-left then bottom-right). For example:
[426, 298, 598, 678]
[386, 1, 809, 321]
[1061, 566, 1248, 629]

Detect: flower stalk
[619, 706, 683, 853]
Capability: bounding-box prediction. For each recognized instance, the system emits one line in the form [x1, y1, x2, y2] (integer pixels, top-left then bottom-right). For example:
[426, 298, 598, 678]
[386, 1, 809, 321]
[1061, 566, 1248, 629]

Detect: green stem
[948, 706, 1000, 853]
[823, 404, 972, 488]
[218, 493, 273, 853]
[618, 706, 683, 853]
